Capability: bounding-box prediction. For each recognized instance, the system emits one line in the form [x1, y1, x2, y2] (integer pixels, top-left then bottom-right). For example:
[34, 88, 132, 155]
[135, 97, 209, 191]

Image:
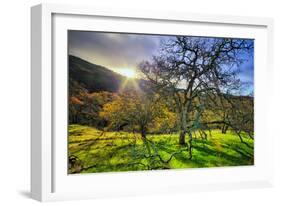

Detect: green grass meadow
[68, 124, 254, 174]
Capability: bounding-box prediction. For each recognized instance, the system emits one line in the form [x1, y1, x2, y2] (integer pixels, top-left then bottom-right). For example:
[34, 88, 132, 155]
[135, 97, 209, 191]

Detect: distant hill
[68, 55, 149, 94]
[69, 55, 127, 93]
[68, 55, 252, 101]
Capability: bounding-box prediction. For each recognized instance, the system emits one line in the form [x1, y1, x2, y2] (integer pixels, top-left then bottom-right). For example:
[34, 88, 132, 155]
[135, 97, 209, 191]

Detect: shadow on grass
[69, 126, 254, 173]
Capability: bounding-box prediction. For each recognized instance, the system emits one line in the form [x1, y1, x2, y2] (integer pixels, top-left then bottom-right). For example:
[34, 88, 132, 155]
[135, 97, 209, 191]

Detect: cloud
[68, 31, 164, 72]
[69, 31, 254, 94]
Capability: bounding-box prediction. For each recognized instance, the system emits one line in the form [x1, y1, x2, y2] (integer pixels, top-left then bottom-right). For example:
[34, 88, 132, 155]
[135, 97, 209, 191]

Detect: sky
[68, 30, 254, 95]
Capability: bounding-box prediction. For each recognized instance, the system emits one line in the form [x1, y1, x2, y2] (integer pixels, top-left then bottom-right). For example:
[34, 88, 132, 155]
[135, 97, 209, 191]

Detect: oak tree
[139, 36, 253, 158]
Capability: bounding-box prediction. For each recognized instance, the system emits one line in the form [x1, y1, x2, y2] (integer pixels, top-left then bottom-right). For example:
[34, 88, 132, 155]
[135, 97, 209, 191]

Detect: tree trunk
[141, 129, 146, 140]
[179, 106, 187, 145]
[221, 113, 229, 134]
[221, 124, 228, 134]
[140, 126, 152, 155]
[221, 124, 226, 134]
[179, 130, 186, 145]
[187, 131, 193, 159]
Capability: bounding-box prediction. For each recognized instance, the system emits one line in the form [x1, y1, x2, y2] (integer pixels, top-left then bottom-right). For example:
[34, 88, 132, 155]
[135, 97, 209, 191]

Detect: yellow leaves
[90, 91, 117, 105]
[99, 91, 178, 133]
[150, 109, 177, 133]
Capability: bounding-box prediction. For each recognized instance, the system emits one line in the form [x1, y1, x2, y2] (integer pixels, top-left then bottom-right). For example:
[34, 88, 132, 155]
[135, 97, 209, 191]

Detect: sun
[119, 68, 136, 78]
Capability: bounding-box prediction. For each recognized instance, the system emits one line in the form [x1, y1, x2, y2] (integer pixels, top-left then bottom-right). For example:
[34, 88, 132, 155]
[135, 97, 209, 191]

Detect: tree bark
[140, 125, 152, 155]
[179, 106, 187, 145]
[221, 113, 229, 134]
[221, 124, 228, 134]
[141, 128, 146, 140]
[187, 131, 193, 159]
[179, 130, 186, 145]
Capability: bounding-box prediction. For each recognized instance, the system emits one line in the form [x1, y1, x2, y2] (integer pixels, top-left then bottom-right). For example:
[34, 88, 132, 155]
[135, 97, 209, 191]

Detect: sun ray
[118, 69, 140, 92]
[119, 68, 136, 78]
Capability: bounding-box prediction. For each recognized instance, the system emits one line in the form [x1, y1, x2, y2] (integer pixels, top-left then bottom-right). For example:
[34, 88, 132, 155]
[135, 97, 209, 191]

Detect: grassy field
[68, 124, 254, 174]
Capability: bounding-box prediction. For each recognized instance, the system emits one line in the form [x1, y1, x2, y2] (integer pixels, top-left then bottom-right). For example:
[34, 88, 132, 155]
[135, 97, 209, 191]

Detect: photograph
[67, 30, 254, 174]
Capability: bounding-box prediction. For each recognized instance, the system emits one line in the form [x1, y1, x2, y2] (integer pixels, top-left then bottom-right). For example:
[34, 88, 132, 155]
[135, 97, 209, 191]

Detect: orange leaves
[70, 96, 84, 105]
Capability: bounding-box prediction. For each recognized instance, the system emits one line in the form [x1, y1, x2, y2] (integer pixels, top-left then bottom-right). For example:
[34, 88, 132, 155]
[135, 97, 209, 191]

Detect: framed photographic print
[31, 3, 274, 201]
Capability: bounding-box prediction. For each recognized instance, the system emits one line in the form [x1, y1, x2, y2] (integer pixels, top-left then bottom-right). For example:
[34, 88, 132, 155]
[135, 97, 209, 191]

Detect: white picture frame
[31, 3, 274, 202]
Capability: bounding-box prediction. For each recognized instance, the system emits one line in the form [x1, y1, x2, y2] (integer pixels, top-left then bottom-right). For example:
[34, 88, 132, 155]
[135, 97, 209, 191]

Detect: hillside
[69, 55, 126, 92]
